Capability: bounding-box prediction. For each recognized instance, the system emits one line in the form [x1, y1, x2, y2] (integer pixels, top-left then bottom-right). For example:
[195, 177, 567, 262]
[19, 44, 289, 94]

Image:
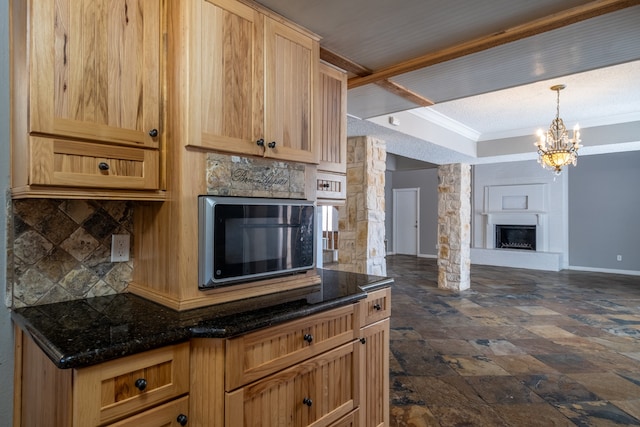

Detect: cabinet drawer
[107, 396, 189, 427]
[29, 136, 159, 190]
[316, 172, 346, 200]
[225, 341, 358, 427]
[73, 342, 190, 426]
[226, 305, 357, 390]
[360, 288, 391, 327]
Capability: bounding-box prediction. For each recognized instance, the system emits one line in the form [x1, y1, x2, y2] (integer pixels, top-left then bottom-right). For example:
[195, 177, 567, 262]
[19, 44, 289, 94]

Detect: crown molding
[408, 108, 481, 141]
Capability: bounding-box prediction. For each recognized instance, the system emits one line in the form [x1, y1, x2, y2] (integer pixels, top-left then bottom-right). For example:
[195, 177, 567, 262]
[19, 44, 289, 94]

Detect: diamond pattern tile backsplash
[10, 199, 134, 308]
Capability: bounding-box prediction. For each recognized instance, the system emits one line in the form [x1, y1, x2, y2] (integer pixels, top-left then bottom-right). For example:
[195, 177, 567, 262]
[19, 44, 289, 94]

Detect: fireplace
[495, 225, 536, 251]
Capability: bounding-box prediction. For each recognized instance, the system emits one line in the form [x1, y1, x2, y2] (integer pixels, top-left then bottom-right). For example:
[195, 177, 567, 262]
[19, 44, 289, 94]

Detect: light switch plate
[111, 234, 130, 262]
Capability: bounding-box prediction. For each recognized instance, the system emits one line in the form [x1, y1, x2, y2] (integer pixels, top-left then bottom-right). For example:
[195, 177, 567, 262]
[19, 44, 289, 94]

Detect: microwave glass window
[213, 204, 314, 281]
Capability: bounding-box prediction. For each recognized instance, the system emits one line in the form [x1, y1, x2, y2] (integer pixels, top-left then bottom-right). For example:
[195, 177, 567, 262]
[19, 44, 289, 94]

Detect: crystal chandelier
[534, 84, 581, 175]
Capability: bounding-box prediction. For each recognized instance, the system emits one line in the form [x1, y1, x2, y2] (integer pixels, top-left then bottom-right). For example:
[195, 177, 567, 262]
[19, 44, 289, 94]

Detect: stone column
[338, 136, 387, 276]
[437, 163, 471, 291]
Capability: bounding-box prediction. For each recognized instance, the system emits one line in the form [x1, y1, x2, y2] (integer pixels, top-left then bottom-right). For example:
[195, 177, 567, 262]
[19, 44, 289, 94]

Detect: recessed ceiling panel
[255, 0, 586, 70]
[392, 8, 640, 104]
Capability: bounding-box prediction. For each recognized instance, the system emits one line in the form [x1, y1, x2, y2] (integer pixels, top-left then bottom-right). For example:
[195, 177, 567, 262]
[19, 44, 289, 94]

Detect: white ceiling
[255, 0, 640, 164]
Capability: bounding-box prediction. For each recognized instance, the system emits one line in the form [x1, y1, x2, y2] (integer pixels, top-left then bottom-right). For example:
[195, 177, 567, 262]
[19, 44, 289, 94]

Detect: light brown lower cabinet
[107, 396, 190, 427]
[359, 319, 390, 427]
[15, 290, 391, 427]
[14, 329, 190, 427]
[225, 342, 358, 426]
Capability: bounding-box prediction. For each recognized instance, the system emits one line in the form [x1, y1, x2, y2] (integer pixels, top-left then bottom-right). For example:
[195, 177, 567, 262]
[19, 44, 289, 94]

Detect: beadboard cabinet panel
[318, 62, 347, 174]
[225, 342, 358, 427]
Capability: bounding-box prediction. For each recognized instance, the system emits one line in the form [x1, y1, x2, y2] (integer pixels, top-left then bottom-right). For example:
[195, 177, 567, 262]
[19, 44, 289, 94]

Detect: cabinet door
[263, 17, 319, 164]
[193, 0, 263, 156]
[29, 0, 161, 148]
[358, 319, 389, 427]
[226, 342, 358, 427]
[318, 63, 347, 174]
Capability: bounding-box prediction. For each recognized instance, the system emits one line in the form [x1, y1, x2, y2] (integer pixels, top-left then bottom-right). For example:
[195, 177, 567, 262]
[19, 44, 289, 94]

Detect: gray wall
[569, 151, 640, 271]
[386, 168, 439, 257]
[384, 171, 394, 252]
[1, 0, 15, 422]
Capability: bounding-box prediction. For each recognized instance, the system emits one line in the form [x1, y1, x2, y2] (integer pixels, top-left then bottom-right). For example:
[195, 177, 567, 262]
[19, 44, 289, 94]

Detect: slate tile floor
[386, 255, 640, 426]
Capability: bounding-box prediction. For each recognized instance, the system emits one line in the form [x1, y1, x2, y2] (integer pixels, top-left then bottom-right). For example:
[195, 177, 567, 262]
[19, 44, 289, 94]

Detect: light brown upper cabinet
[317, 62, 347, 202]
[181, 0, 320, 164]
[318, 62, 347, 174]
[10, 0, 164, 199]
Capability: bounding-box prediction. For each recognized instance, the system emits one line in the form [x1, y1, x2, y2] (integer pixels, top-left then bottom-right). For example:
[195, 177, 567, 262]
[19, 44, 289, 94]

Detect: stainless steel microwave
[198, 196, 316, 289]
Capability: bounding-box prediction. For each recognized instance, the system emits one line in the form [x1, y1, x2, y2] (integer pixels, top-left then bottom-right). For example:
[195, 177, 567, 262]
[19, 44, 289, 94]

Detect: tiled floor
[386, 255, 640, 426]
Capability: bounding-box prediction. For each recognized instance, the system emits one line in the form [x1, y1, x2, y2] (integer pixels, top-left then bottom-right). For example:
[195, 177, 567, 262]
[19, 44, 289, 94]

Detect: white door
[393, 188, 419, 255]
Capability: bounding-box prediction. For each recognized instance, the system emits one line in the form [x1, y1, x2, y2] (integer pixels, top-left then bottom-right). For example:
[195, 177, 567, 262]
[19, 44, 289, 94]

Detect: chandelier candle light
[535, 84, 581, 175]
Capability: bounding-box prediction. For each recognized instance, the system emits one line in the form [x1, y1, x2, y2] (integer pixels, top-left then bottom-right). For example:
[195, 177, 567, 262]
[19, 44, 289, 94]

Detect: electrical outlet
[111, 234, 130, 262]
[617, 255, 622, 262]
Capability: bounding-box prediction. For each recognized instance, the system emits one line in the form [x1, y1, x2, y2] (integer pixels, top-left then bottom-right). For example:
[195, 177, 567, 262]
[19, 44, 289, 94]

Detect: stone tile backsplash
[10, 199, 134, 308]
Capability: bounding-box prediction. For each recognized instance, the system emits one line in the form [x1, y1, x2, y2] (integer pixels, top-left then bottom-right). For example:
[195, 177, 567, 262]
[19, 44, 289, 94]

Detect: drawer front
[316, 172, 346, 200]
[29, 136, 159, 190]
[226, 304, 356, 390]
[107, 396, 189, 427]
[226, 341, 358, 427]
[73, 342, 190, 426]
[360, 288, 391, 327]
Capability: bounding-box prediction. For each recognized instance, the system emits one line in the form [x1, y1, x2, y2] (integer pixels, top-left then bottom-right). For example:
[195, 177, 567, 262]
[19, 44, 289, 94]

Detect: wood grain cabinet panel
[357, 289, 391, 427]
[360, 288, 391, 327]
[329, 410, 359, 427]
[225, 342, 358, 427]
[73, 342, 190, 425]
[225, 304, 357, 391]
[14, 329, 189, 427]
[358, 319, 390, 427]
[179, 0, 319, 164]
[107, 396, 190, 427]
[262, 17, 318, 164]
[10, 0, 164, 198]
[189, 0, 263, 157]
[29, 137, 159, 190]
[28, 0, 162, 148]
[318, 63, 347, 175]
[316, 172, 347, 201]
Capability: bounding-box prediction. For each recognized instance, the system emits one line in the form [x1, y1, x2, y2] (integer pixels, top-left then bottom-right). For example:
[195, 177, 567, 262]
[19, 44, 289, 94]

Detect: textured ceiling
[255, 0, 640, 163]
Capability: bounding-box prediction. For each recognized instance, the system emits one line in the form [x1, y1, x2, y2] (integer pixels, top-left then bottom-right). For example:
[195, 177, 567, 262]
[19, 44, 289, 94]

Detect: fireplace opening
[495, 225, 536, 250]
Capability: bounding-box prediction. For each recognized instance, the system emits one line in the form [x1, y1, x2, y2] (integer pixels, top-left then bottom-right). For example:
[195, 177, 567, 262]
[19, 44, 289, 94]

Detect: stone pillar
[437, 163, 471, 291]
[338, 136, 387, 276]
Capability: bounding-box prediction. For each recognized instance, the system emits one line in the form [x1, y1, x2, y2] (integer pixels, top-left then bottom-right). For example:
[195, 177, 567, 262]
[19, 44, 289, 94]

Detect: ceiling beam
[375, 80, 434, 107]
[348, 0, 640, 89]
[320, 47, 434, 107]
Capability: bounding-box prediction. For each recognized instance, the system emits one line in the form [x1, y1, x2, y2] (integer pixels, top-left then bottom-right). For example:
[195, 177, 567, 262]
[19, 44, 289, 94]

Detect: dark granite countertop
[11, 268, 393, 369]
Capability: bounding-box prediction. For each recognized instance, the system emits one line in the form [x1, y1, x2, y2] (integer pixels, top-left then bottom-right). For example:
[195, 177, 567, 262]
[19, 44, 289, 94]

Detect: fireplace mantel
[481, 211, 546, 225]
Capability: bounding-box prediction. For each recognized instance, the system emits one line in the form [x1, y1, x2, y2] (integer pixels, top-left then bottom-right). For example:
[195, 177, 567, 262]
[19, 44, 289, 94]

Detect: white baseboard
[471, 248, 563, 271]
[568, 265, 640, 276]
[418, 253, 437, 259]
